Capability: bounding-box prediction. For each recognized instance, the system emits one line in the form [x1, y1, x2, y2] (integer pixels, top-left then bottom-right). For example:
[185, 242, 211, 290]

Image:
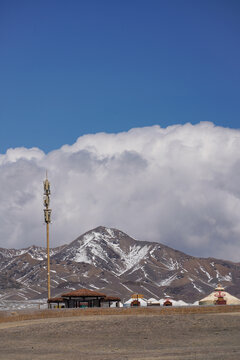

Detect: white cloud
[0, 122, 240, 261]
[0, 147, 44, 165]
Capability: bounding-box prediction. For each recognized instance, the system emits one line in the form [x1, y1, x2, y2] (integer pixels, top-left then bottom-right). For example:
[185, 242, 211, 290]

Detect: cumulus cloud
[0, 122, 240, 261]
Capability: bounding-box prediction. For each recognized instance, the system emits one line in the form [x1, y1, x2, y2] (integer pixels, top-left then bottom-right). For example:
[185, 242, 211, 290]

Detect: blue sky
[1, 1, 240, 260]
[1, 0, 240, 153]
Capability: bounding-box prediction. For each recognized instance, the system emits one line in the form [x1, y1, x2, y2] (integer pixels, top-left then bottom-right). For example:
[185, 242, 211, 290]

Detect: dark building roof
[104, 296, 121, 302]
[61, 288, 106, 298]
[47, 297, 64, 303]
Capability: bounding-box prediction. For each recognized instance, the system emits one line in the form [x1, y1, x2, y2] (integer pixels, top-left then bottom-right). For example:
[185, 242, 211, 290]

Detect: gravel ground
[0, 312, 239, 360]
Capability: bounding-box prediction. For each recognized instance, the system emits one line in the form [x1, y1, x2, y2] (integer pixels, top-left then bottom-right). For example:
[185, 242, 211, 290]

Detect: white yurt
[123, 297, 147, 307]
[159, 298, 189, 307]
[199, 284, 240, 305]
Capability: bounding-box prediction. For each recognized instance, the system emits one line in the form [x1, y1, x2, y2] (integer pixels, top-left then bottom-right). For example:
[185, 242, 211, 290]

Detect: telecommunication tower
[43, 173, 52, 301]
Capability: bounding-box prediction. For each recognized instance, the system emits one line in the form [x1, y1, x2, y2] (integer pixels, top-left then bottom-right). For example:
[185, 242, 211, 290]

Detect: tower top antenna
[43, 174, 52, 302]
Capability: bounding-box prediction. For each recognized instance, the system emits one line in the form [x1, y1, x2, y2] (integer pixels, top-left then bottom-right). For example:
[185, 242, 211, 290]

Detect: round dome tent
[124, 296, 147, 307]
[159, 298, 189, 307]
[163, 299, 173, 306]
[199, 284, 240, 306]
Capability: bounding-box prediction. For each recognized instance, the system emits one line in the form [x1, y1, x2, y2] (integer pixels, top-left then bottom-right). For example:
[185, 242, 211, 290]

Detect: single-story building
[61, 288, 107, 308]
[147, 298, 160, 306]
[48, 289, 121, 308]
[48, 297, 65, 308]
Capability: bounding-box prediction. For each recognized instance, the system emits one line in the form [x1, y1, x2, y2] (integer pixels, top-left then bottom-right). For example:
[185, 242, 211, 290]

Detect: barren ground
[0, 308, 239, 360]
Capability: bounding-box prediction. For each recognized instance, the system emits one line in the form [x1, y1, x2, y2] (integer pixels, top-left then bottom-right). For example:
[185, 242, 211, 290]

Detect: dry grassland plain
[0, 306, 239, 360]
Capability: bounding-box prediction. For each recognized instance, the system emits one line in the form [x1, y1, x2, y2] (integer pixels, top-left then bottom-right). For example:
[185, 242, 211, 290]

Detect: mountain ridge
[0, 226, 239, 305]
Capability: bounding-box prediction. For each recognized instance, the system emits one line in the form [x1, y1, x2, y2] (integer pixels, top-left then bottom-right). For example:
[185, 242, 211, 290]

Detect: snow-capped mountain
[55, 227, 155, 276]
[0, 226, 239, 304]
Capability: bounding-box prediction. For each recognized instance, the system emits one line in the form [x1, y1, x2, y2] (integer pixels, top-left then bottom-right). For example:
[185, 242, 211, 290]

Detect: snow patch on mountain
[163, 258, 180, 270]
[121, 283, 133, 292]
[215, 270, 232, 282]
[199, 266, 213, 282]
[73, 248, 92, 264]
[117, 245, 151, 275]
[159, 274, 177, 286]
[188, 277, 204, 293]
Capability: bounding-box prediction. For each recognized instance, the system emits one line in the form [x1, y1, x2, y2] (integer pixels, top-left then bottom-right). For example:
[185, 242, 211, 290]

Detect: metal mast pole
[43, 173, 52, 303]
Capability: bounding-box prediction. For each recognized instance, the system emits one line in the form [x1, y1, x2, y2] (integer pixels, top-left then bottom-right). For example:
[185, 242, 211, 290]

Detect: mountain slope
[0, 226, 239, 304]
